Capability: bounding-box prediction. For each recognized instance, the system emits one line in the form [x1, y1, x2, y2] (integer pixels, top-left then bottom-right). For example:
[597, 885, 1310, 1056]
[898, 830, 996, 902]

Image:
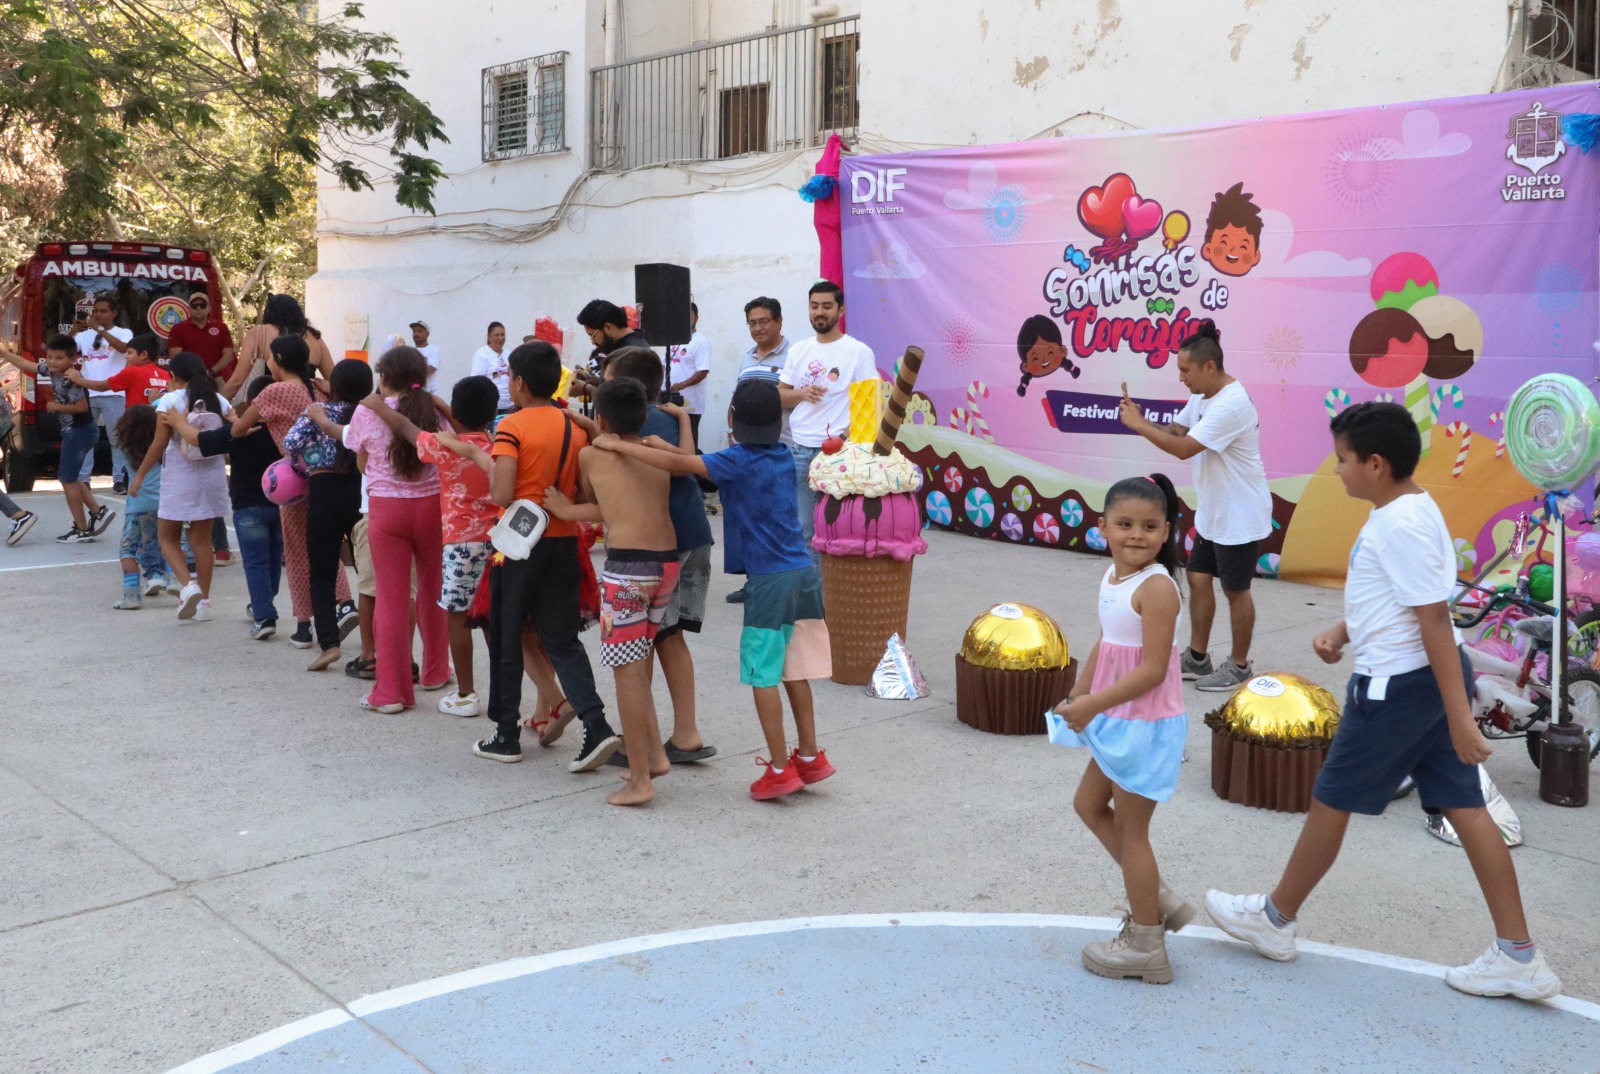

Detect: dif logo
[850, 167, 907, 216]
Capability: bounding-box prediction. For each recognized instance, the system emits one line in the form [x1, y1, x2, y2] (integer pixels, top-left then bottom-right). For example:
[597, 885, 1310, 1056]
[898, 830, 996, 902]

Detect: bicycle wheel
[1527, 666, 1600, 767]
[1570, 608, 1600, 665]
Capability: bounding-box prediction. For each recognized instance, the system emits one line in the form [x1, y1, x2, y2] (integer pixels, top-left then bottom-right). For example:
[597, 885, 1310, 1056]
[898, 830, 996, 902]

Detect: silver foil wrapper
[867, 633, 930, 700]
[1424, 766, 1523, 847]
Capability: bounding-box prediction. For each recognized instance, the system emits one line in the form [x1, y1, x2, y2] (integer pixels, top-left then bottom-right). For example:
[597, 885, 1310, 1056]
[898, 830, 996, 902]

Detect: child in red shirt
[67, 332, 171, 409]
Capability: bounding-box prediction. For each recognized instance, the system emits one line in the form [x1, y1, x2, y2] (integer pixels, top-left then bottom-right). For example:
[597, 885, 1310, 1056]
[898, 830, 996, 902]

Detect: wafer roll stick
[874, 345, 926, 455]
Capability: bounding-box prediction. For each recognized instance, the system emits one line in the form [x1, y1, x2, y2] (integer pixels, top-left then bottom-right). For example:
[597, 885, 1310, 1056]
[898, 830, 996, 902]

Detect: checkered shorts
[600, 551, 680, 667]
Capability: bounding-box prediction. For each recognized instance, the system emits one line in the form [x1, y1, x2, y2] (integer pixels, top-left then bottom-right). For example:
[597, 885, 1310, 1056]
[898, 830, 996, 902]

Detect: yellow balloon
[1162, 210, 1190, 251]
[959, 603, 1070, 672]
[1204, 672, 1342, 747]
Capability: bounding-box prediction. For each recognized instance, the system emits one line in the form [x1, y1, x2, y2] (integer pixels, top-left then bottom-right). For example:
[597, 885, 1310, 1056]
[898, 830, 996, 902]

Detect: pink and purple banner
[841, 85, 1600, 583]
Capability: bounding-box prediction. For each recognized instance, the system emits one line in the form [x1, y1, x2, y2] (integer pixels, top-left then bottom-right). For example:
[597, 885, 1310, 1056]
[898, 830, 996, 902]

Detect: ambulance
[0, 242, 223, 490]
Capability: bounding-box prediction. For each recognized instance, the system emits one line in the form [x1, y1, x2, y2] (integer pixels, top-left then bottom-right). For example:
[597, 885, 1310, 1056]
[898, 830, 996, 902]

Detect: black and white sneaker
[112, 480, 127, 496]
[568, 722, 622, 773]
[289, 622, 314, 649]
[250, 620, 277, 641]
[473, 732, 523, 763]
[336, 600, 359, 641]
[86, 505, 115, 536]
[6, 511, 36, 546]
[56, 525, 93, 544]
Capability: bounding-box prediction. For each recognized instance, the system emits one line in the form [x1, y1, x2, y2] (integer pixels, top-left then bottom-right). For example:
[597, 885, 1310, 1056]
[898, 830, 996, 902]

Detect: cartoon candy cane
[1443, 421, 1472, 479]
[1489, 410, 1507, 458]
[949, 406, 970, 435]
[1430, 383, 1464, 422]
[966, 381, 995, 443]
[1323, 388, 1350, 419]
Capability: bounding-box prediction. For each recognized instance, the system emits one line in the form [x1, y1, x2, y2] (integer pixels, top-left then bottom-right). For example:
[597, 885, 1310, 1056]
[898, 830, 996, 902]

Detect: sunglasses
[190, 300, 209, 308]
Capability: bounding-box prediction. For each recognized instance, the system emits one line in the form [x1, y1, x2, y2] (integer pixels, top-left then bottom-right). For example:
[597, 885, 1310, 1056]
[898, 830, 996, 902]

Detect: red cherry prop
[822, 435, 846, 455]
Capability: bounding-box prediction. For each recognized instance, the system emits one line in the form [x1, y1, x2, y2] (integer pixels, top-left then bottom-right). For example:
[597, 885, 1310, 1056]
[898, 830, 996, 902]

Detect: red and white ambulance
[0, 242, 223, 490]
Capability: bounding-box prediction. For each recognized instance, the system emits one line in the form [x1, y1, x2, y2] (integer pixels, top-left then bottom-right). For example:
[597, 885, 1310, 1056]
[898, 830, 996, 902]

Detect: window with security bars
[1525, 0, 1599, 80]
[820, 33, 859, 133]
[482, 53, 568, 161]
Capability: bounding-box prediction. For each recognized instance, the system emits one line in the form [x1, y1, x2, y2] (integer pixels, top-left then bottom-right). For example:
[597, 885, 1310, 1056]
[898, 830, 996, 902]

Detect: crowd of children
[0, 318, 1567, 1005]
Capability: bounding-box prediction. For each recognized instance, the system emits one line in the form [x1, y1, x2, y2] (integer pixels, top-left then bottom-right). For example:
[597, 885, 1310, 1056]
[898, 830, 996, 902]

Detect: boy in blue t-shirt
[592, 378, 834, 801]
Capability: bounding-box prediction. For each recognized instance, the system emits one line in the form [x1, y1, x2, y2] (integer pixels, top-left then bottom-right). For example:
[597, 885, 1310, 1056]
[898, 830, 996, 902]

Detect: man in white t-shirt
[410, 320, 443, 393]
[1205, 401, 1560, 1002]
[779, 281, 878, 568]
[666, 302, 712, 449]
[74, 297, 133, 492]
[1120, 321, 1272, 692]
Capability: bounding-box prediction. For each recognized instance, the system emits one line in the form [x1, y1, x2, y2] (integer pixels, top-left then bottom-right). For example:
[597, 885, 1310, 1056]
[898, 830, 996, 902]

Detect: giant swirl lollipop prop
[1503, 373, 1600, 744]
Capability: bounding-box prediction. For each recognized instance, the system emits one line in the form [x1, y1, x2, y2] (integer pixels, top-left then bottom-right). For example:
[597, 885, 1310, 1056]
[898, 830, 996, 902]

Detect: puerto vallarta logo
[1504, 101, 1566, 200]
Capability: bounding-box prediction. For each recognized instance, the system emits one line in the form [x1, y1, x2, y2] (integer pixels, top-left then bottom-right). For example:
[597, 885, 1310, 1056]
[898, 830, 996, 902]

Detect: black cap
[730, 379, 783, 446]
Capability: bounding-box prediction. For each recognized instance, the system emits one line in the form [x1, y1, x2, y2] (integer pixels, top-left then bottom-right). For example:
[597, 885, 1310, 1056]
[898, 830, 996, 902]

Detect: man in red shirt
[166, 293, 236, 381]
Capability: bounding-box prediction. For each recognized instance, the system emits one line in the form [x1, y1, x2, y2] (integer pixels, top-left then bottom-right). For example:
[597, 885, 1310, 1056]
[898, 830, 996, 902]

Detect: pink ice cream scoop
[813, 492, 928, 560]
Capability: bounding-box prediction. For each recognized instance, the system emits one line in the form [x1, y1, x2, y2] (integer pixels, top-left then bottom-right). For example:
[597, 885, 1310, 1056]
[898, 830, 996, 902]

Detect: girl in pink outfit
[1047, 473, 1192, 984]
[342, 347, 449, 712]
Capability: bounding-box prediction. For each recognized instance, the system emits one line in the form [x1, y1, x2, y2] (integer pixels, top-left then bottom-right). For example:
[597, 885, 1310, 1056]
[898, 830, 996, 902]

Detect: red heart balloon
[1077, 173, 1136, 240]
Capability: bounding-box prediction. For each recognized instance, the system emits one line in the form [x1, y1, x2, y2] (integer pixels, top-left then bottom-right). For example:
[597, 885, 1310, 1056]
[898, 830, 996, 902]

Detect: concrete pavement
[1, 486, 1596, 1073]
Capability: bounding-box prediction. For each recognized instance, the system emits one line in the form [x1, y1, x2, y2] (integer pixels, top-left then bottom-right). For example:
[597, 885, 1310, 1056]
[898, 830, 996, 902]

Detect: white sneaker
[143, 574, 166, 597]
[1445, 943, 1561, 1000]
[176, 581, 203, 620]
[193, 598, 214, 622]
[438, 691, 482, 717]
[1204, 890, 1298, 962]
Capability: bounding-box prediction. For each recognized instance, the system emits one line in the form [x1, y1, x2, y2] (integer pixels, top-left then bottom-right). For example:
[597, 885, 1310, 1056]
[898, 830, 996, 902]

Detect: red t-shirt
[168, 319, 236, 379]
[105, 363, 172, 410]
[417, 430, 499, 544]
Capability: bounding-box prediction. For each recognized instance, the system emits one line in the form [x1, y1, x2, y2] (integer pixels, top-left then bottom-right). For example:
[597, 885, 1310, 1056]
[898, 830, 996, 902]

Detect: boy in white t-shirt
[778, 281, 877, 568]
[1205, 402, 1560, 1001]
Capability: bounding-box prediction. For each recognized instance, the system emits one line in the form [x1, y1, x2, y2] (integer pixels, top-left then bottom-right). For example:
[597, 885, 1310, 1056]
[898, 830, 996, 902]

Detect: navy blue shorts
[1313, 648, 1485, 816]
[57, 422, 98, 484]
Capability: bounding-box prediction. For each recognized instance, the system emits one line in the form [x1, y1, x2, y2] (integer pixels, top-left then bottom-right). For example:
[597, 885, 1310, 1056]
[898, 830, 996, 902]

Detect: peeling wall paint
[1229, 22, 1251, 61]
[1014, 55, 1051, 87]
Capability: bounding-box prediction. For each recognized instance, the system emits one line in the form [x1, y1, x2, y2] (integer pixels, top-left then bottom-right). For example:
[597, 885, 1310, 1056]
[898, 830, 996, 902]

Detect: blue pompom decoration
[798, 174, 838, 203]
[1560, 113, 1600, 154]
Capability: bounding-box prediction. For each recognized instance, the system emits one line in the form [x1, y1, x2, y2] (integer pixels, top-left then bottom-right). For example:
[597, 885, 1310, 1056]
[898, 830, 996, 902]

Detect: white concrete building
[310, 0, 1587, 444]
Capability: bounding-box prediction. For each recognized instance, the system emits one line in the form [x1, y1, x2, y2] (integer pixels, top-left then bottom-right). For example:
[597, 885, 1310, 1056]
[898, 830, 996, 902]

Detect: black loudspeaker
[634, 263, 692, 346]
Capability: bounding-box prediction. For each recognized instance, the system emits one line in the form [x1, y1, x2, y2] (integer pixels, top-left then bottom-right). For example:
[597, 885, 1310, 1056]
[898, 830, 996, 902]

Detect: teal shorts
[739, 567, 830, 688]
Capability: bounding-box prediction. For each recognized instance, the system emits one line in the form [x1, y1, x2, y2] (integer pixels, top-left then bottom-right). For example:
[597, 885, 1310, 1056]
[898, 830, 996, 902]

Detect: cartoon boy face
[1202, 225, 1260, 276]
[1021, 337, 1068, 378]
[826, 368, 841, 382]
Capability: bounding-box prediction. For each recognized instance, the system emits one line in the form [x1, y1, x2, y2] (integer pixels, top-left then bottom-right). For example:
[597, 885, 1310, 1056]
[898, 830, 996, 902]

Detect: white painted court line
[0, 557, 120, 573]
[163, 912, 1600, 1074]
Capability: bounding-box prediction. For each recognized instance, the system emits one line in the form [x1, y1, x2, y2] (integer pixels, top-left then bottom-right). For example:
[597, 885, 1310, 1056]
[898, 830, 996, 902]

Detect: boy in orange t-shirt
[474, 342, 620, 772]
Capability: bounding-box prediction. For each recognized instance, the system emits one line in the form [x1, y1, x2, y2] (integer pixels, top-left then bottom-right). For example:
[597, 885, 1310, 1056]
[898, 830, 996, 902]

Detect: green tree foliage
[0, 0, 446, 316]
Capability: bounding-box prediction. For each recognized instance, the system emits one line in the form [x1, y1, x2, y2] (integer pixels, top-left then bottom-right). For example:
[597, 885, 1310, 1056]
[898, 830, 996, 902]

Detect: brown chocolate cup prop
[955, 656, 1078, 735]
[874, 346, 925, 456]
[820, 555, 916, 685]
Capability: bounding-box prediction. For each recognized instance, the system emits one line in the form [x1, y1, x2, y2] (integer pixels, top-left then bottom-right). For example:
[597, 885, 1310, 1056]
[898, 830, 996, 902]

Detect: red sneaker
[788, 748, 835, 785]
[750, 758, 805, 800]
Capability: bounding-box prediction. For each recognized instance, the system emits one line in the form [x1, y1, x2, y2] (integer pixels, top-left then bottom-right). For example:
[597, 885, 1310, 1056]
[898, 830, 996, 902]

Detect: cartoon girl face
[1021, 337, 1068, 378]
[826, 368, 841, 382]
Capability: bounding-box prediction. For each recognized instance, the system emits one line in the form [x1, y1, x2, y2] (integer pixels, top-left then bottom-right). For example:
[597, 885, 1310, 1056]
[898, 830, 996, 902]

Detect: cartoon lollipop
[1161, 210, 1190, 251]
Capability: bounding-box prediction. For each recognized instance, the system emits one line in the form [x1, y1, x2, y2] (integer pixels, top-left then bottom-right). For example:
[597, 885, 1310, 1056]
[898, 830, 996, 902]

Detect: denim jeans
[791, 443, 821, 570]
[234, 504, 283, 623]
[0, 487, 20, 518]
[80, 395, 126, 483]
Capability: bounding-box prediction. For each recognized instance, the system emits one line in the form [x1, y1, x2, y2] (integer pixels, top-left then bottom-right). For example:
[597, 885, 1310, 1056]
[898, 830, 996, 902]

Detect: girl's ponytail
[1147, 472, 1184, 580]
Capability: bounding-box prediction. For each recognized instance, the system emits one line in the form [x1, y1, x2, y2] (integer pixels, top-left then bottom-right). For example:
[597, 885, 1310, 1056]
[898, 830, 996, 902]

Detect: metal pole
[1555, 504, 1568, 724]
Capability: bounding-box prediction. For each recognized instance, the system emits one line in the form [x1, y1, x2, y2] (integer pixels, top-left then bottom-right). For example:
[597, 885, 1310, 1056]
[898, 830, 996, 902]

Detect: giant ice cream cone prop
[812, 346, 929, 684]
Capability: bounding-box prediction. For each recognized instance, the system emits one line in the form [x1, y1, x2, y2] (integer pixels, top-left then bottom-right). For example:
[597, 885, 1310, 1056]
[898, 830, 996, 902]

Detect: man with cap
[410, 319, 443, 392]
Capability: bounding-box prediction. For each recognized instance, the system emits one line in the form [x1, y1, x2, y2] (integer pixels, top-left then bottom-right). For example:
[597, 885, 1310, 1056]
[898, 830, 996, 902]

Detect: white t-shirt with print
[1175, 380, 1272, 545]
[667, 332, 712, 414]
[1344, 491, 1462, 678]
[76, 326, 132, 399]
[417, 343, 443, 393]
[780, 334, 878, 448]
[471, 345, 511, 410]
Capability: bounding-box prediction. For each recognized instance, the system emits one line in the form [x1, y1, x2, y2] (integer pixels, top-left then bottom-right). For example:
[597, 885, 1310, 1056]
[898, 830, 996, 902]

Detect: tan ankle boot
[1082, 916, 1173, 984]
[1159, 886, 1196, 933]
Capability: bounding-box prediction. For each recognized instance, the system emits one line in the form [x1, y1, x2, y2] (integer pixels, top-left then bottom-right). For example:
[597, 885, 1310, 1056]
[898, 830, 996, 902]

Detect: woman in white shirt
[470, 321, 511, 413]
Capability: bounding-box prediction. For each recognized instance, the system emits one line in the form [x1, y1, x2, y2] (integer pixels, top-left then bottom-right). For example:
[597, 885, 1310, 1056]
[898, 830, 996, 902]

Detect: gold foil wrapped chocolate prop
[959, 603, 1070, 672]
[1204, 672, 1342, 748]
[874, 346, 926, 456]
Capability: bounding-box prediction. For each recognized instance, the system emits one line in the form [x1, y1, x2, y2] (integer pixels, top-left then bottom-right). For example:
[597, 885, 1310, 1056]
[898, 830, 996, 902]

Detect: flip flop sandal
[529, 702, 577, 747]
[664, 740, 718, 764]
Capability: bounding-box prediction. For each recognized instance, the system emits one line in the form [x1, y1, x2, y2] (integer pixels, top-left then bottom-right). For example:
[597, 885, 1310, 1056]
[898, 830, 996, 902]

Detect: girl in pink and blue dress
[1047, 473, 1193, 985]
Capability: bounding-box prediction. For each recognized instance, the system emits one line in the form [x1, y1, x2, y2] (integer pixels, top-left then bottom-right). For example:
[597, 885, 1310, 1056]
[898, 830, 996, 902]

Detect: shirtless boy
[546, 377, 678, 806]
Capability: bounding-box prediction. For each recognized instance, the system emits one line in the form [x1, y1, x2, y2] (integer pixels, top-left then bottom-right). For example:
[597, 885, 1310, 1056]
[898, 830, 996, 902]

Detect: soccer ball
[262, 459, 308, 505]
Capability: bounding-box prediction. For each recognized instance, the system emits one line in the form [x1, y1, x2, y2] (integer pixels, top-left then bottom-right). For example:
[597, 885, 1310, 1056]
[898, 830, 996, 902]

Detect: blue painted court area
[172, 915, 1600, 1074]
